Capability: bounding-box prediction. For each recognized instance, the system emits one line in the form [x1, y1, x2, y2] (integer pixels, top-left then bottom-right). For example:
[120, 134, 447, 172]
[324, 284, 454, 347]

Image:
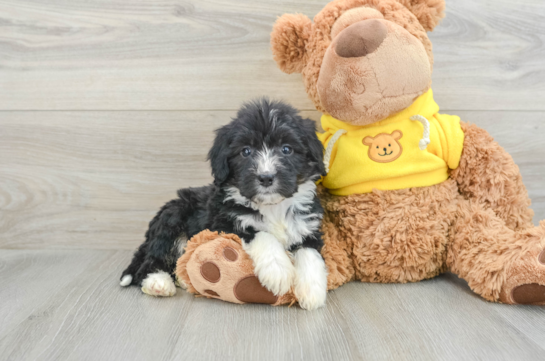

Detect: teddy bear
[176, 0, 545, 306]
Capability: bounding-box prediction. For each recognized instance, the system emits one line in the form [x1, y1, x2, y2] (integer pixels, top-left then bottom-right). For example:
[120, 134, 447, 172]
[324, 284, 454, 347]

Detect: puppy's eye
[241, 147, 252, 157]
[281, 145, 293, 155]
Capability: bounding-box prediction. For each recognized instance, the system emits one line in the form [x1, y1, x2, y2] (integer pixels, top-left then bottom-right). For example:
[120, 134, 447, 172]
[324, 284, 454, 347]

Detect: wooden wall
[1, 0, 544, 250]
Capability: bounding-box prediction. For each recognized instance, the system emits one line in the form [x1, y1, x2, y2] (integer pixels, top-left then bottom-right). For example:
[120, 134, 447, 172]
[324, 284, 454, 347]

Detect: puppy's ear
[299, 117, 326, 177]
[271, 14, 312, 74]
[207, 124, 232, 185]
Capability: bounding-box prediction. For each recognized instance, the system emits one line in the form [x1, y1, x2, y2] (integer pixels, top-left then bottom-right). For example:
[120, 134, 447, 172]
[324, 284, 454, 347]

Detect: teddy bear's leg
[451, 123, 534, 231]
[175, 231, 295, 306]
[448, 197, 545, 304]
[319, 182, 457, 285]
[318, 187, 356, 290]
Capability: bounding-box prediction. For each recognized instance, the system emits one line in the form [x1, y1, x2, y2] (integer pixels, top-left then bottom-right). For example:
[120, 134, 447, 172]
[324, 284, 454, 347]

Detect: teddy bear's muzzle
[335, 19, 388, 58]
[317, 18, 432, 126]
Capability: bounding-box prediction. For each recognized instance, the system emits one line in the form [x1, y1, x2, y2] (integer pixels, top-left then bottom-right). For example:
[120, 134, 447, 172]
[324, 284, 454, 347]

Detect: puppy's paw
[294, 248, 328, 310]
[295, 278, 327, 310]
[141, 271, 177, 297]
[120, 274, 132, 287]
[255, 256, 296, 296]
[244, 232, 295, 296]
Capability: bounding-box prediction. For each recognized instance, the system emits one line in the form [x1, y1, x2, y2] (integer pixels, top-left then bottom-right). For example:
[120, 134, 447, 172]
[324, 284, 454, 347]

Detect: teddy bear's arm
[450, 122, 534, 231]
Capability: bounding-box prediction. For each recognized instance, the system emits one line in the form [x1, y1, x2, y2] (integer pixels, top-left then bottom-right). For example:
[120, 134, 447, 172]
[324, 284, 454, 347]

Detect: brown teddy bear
[177, 0, 545, 306]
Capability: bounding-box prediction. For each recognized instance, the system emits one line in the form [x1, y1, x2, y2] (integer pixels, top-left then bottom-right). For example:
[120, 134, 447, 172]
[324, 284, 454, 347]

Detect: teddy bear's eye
[376, 146, 379, 149]
[388, 144, 391, 147]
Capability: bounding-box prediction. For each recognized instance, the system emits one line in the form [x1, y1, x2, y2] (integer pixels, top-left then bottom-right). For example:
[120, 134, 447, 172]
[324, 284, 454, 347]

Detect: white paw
[295, 278, 327, 310]
[243, 231, 295, 296]
[120, 274, 132, 287]
[141, 271, 177, 297]
[256, 256, 296, 296]
[294, 248, 328, 310]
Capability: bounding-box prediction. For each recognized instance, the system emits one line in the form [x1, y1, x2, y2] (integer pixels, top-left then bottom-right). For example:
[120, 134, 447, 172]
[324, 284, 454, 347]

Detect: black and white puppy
[120, 99, 328, 310]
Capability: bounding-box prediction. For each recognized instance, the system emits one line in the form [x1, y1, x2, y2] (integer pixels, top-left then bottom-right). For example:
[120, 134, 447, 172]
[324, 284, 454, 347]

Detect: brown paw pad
[204, 289, 219, 297]
[200, 262, 220, 283]
[512, 284, 545, 305]
[234, 276, 278, 304]
[223, 247, 238, 262]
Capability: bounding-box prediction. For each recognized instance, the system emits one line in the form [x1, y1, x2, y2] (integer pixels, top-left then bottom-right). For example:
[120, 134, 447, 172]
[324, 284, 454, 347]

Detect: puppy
[120, 99, 328, 310]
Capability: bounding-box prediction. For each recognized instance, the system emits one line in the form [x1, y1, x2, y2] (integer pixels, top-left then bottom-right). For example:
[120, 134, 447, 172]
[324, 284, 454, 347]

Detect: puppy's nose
[257, 174, 275, 187]
[383, 148, 387, 152]
[335, 19, 388, 58]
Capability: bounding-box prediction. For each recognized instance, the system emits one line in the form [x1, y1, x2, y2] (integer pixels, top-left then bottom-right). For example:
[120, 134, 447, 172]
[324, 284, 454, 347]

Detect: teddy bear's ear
[271, 14, 312, 74]
[392, 130, 403, 140]
[362, 136, 374, 146]
[397, 0, 446, 32]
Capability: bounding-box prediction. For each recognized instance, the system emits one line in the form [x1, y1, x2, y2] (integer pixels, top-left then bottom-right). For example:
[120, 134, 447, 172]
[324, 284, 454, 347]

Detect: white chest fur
[225, 180, 321, 249]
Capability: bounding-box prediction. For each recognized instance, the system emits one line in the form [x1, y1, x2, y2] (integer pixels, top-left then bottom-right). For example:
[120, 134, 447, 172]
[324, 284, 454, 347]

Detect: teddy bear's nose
[335, 19, 388, 58]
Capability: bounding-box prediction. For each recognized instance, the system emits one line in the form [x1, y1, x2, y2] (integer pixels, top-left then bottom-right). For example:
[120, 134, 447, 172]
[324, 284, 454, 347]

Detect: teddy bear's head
[271, 0, 445, 126]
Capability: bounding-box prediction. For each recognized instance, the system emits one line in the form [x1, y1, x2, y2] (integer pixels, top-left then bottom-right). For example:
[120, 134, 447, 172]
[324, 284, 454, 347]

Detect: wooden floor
[2, 251, 545, 361]
[1, 0, 545, 360]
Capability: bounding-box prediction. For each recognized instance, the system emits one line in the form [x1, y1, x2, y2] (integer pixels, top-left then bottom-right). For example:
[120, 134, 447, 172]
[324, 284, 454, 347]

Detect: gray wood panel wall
[0, 0, 544, 249]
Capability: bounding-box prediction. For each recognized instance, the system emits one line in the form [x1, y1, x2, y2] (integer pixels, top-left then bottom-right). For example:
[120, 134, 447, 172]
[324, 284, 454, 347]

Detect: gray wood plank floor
[1, 250, 545, 361]
[1, 0, 545, 360]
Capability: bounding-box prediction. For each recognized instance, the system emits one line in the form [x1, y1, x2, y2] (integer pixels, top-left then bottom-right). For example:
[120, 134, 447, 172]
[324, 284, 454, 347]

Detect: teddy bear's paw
[509, 283, 545, 305]
[175, 276, 188, 290]
[499, 237, 545, 305]
[141, 271, 177, 297]
[184, 235, 279, 304]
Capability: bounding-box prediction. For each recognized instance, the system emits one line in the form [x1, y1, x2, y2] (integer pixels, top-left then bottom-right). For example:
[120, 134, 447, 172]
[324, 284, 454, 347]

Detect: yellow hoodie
[318, 89, 464, 196]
